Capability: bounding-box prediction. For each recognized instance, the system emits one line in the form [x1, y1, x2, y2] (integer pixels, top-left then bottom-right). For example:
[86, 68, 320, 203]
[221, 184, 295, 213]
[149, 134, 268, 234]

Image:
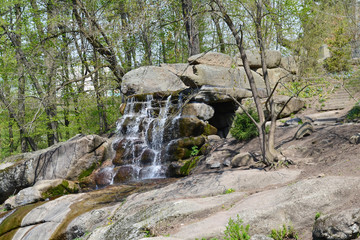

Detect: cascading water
[113, 94, 179, 181]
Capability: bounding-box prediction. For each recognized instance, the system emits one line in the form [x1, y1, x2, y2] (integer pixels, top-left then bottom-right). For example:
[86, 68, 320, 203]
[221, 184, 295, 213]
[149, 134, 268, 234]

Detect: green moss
[180, 156, 200, 176]
[41, 180, 78, 199]
[199, 143, 209, 155]
[204, 123, 217, 136]
[0, 202, 44, 240]
[78, 163, 97, 181]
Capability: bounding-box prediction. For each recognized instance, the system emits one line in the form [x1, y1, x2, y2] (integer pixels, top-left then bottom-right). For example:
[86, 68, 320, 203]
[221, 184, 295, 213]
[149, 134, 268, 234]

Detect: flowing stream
[113, 94, 180, 181]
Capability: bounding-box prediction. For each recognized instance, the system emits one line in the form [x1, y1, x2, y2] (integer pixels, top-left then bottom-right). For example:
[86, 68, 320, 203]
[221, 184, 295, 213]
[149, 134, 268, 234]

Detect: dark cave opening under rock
[208, 101, 237, 138]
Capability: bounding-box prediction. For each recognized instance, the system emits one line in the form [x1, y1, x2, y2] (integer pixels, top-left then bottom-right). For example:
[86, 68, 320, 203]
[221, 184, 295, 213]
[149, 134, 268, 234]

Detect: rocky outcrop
[237, 49, 282, 68]
[0, 134, 110, 203]
[121, 66, 187, 95]
[313, 208, 360, 240]
[180, 64, 266, 89]
[188, 52, 235, 67]
[4, 179, 78, 209]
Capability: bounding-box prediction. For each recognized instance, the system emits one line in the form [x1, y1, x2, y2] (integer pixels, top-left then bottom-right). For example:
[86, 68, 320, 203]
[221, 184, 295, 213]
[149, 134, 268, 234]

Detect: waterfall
[113, 94, 178, 181]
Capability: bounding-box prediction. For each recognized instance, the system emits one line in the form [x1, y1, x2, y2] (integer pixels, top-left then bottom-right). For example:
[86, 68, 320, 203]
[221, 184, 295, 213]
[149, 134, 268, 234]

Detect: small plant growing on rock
[269, 224, 298, 240]
[191, 146, 200, 156]
[315, 212, 321, 220]
[224, 215, 250, 240]
[224, 188, 235, 194]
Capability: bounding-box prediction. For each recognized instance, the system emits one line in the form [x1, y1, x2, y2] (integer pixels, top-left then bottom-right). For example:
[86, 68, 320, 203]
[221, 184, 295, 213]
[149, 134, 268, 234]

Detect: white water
[114, 95, 178, 180]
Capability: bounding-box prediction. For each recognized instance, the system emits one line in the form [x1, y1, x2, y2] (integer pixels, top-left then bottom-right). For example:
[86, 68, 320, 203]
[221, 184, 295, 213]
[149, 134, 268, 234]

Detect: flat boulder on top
[237, 49, 282, 69]
[188, 52, 235, 67]
[181, 64, 266, 89]
[121, 66, 187, 95]
[256, 68, 295, 86]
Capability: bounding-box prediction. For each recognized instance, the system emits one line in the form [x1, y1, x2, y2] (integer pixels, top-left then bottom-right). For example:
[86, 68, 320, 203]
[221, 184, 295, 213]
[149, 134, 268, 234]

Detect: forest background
[0, 0, 358, 159]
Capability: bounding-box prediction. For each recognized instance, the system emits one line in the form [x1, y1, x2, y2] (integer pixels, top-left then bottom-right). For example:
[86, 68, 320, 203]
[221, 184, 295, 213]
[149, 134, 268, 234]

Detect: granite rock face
[0, 134, 109, 203]
[121, 66, 187, 95]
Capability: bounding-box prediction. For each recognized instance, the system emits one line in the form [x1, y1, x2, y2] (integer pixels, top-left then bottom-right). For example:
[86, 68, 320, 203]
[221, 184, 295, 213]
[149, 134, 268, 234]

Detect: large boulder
[181, 64, 266, 89]
[256, 68, 295, 86]
[121, 66, 187, 95]
[182, 103, 215, 120]
[237, 50, 282, 69]
[0, 134, 109, 203]
[235, 96, 304, 119]
[280, 56, 298, 74]
[313, 208, 360, 240]
[274, 95, 305, 118]
[160, 63, 193, 78]
[193, 86, 255, 104]
[188, 52, 235, 67]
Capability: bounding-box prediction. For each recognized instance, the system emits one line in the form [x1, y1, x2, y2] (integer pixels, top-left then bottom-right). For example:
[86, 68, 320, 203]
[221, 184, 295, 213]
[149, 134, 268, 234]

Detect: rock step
[319, 87, 356, 110]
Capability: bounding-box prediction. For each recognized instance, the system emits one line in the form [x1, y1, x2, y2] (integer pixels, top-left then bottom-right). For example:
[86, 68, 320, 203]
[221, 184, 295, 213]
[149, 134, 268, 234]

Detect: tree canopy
[0, 0, 357, 159]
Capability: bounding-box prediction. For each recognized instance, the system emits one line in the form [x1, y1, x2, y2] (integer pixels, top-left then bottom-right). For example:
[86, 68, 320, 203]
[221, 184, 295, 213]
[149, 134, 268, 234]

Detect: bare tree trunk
[255, 1, 278, 161]
[119, 1, 132, 71]
[181, 0, 200, 56]
[210, 3, 225, 53]
[0, 88, 37, 151]
[213, 0, 270, 165]
[92, 49, 108, 134]
[15, 4, 28, 152]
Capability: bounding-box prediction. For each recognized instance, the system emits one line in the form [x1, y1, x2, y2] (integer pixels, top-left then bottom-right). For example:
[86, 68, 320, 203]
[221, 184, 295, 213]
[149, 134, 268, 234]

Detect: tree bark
[213, 0, 269, 165]
[181, 0, 200, 56]
[210, 3, 225, 53]
[15, 4, 28, 152]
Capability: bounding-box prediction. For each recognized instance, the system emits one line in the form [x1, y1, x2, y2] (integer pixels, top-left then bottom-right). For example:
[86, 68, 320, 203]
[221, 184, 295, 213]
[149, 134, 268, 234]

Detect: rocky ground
[1, 106, 360, 240]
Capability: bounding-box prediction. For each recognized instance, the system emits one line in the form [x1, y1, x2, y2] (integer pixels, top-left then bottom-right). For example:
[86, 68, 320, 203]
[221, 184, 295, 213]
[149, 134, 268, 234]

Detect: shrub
[224, 215, 250, 240]
[346, 104, 360, 120]
[324, 25, 352, 73]
[269, 224, 298, 240]
[230, 110, 259, 141]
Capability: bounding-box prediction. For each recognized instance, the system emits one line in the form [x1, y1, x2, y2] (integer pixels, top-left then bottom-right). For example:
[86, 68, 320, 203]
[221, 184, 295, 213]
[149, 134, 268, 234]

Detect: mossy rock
[41, 180, 79, 199]
[204, 123, 217, 136]
[179, 156, 200, 176]
[78, 162, 97, 181]
[178, 117, 206, 137]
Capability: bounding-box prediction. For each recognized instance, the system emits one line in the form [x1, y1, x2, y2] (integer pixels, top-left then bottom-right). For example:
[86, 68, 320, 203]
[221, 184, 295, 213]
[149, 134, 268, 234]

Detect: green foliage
[315, 212, 321, 221]
[190, 146, 200, 157]
[230, 110, 259, 141]
[346, 104, 360, 121]
[224, 188, 235, 194]
[324, 25, 352, 73]
[269, 224, 298, 240]
[224, 215, 250, 240]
